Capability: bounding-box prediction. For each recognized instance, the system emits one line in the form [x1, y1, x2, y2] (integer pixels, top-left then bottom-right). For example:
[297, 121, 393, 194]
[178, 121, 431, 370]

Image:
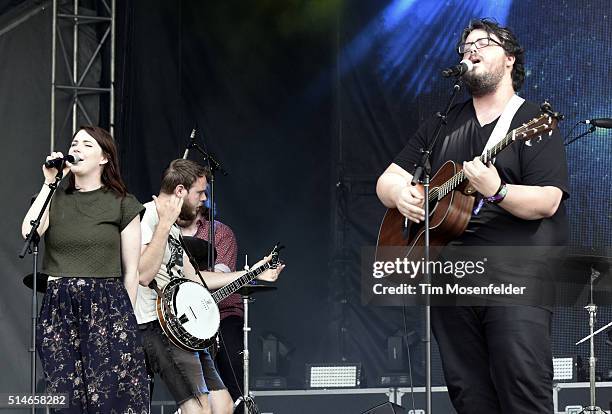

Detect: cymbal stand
[580, 266, 605, 414]
[233, 291, 259, 414]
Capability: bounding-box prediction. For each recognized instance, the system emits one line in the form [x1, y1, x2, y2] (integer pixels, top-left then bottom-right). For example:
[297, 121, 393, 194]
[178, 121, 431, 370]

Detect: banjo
[153, 244, 283, 352]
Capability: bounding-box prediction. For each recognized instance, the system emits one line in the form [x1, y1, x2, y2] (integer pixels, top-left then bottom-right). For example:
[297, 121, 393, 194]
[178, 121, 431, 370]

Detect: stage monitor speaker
[361, 402, 407, 414]
[262, 337, 278, 374]
[387, 336, 404, 370]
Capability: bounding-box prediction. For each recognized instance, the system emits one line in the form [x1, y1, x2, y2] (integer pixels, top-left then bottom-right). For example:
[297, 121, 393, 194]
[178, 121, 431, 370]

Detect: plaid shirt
[195, 218, 243, 320]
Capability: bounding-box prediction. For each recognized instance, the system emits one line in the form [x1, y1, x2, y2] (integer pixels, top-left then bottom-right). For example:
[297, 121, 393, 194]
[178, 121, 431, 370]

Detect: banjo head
[172, 280, 220, 340]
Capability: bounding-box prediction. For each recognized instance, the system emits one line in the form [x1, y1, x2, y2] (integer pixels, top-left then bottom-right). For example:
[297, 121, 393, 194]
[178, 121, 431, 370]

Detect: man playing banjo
[135, 159, 284, 414]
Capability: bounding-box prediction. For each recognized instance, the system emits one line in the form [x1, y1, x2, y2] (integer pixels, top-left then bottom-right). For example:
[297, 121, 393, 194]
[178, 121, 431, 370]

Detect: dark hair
[458, 18, 525, 91]
[160, 159, 209, 194]
[67, 126, 127, 196]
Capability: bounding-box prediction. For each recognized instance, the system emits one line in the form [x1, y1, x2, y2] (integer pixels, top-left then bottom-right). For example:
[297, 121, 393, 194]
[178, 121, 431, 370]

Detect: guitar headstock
[513, 102, 563, 146]
[269, 243, 285, 269]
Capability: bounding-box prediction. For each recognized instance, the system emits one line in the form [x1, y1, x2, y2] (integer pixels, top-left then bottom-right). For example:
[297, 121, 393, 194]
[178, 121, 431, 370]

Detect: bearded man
[376, 18, 569, 413]
[136, 159, 283, 414]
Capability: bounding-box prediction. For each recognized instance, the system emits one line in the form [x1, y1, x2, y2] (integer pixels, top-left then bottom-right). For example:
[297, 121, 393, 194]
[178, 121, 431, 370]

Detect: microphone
[44, 154, 81, 169]
[441, 59, 474, 78]
[183, 127, 197, 159]
[581, 118, 612, 129]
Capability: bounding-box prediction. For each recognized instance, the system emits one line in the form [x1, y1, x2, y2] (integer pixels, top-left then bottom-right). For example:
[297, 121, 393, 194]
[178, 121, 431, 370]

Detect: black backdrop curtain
[115, 0, 338, 386]
[115, 0, 612, 388]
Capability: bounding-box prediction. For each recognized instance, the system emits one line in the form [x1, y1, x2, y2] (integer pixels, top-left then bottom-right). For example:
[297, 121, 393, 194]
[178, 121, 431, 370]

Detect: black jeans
[431, 306, 553, 414]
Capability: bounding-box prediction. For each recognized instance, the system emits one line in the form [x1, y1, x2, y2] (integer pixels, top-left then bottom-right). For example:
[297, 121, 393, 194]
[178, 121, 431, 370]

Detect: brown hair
[67, 126, 127, 196]
[160, 159, 210, 194]
[458, 18, 526, 91]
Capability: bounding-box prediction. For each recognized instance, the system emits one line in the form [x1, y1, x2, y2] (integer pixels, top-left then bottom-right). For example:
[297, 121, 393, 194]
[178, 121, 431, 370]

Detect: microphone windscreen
[67, 155, 82, 164]
[460, 59, 474, 72]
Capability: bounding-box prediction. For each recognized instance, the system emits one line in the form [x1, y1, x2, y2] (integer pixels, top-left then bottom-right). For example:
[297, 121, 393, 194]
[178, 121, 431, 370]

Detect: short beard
[178, 201, 197, 222]
[463, 65, 504, 97]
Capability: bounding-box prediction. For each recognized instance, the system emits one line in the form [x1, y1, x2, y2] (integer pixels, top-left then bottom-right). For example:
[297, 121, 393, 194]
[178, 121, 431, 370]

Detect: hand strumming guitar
[396, 185, 426, 223]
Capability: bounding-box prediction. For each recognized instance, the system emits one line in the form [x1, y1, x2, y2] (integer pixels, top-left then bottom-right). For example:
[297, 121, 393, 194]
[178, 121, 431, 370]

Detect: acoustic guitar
[376, 109, 560, 262]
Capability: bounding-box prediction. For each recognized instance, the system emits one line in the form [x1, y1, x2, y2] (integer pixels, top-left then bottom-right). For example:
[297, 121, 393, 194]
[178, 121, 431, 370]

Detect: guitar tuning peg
[540, 101, 555, 117]
[244, 254, 250, 271]
[526, 139, 533, 147]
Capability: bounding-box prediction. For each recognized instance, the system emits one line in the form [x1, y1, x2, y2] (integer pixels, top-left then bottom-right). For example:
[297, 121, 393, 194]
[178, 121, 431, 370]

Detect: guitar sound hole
[428, 198, 438, 215]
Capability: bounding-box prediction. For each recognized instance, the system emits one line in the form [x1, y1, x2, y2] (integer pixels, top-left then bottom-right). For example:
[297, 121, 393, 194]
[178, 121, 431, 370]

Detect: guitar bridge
[463, 185, 476, 195]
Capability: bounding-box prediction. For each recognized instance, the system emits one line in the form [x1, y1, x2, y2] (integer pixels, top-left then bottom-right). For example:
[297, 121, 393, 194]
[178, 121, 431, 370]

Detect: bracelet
[485, 181, 508, 204]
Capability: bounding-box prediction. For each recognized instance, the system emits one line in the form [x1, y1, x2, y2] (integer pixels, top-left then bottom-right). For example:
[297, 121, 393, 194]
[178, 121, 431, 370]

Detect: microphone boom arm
[189, 143, 228, 176]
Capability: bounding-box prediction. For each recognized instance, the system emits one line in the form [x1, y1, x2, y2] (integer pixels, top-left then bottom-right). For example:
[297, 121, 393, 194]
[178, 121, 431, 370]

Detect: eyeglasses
[457, 37, 504, 55]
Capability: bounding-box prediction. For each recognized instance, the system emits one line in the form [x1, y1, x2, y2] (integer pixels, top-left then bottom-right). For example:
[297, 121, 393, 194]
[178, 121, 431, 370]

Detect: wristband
[485, 181, 508, 204]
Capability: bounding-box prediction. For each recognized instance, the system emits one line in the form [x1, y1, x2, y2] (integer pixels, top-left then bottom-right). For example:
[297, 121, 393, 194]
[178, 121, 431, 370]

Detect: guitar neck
[433, 129, 515, 201]
[211, 263, 270, 303]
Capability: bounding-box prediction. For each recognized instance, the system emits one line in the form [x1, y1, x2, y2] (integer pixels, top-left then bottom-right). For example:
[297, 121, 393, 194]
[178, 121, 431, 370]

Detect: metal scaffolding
[50, 0, 115, 150]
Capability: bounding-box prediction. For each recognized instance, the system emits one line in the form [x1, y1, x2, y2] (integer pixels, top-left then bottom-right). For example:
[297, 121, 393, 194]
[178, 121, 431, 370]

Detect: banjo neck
[211, 262, 272, 303]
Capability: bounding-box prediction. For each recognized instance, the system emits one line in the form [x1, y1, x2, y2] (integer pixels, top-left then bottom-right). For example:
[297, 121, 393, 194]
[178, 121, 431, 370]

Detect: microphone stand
[411, 79, 463, 414]
[184, 141, 228, 270]
[564, 125, 596, 147]
[18, 163, 66, 414]
[186, 141, 249, 412]
[564, 122, 605, 413]
[183, 126, 197, 160]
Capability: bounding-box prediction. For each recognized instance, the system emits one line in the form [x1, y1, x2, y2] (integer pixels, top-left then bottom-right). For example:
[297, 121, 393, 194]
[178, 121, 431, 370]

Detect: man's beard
[463, 61, 505, 96]
[178, 200, 197, 222]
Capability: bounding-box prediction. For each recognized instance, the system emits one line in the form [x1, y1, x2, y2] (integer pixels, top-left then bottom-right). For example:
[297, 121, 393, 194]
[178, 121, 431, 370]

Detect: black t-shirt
[393, 99, 570, 306]
[394, 99, 570, 247]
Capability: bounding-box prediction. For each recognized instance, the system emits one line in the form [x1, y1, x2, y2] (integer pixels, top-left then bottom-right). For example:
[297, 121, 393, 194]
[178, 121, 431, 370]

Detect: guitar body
[376, 161, 475, 261]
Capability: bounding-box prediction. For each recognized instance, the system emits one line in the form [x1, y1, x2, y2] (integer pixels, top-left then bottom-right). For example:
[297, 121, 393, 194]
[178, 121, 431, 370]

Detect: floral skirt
[37, 277, 150, 413]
